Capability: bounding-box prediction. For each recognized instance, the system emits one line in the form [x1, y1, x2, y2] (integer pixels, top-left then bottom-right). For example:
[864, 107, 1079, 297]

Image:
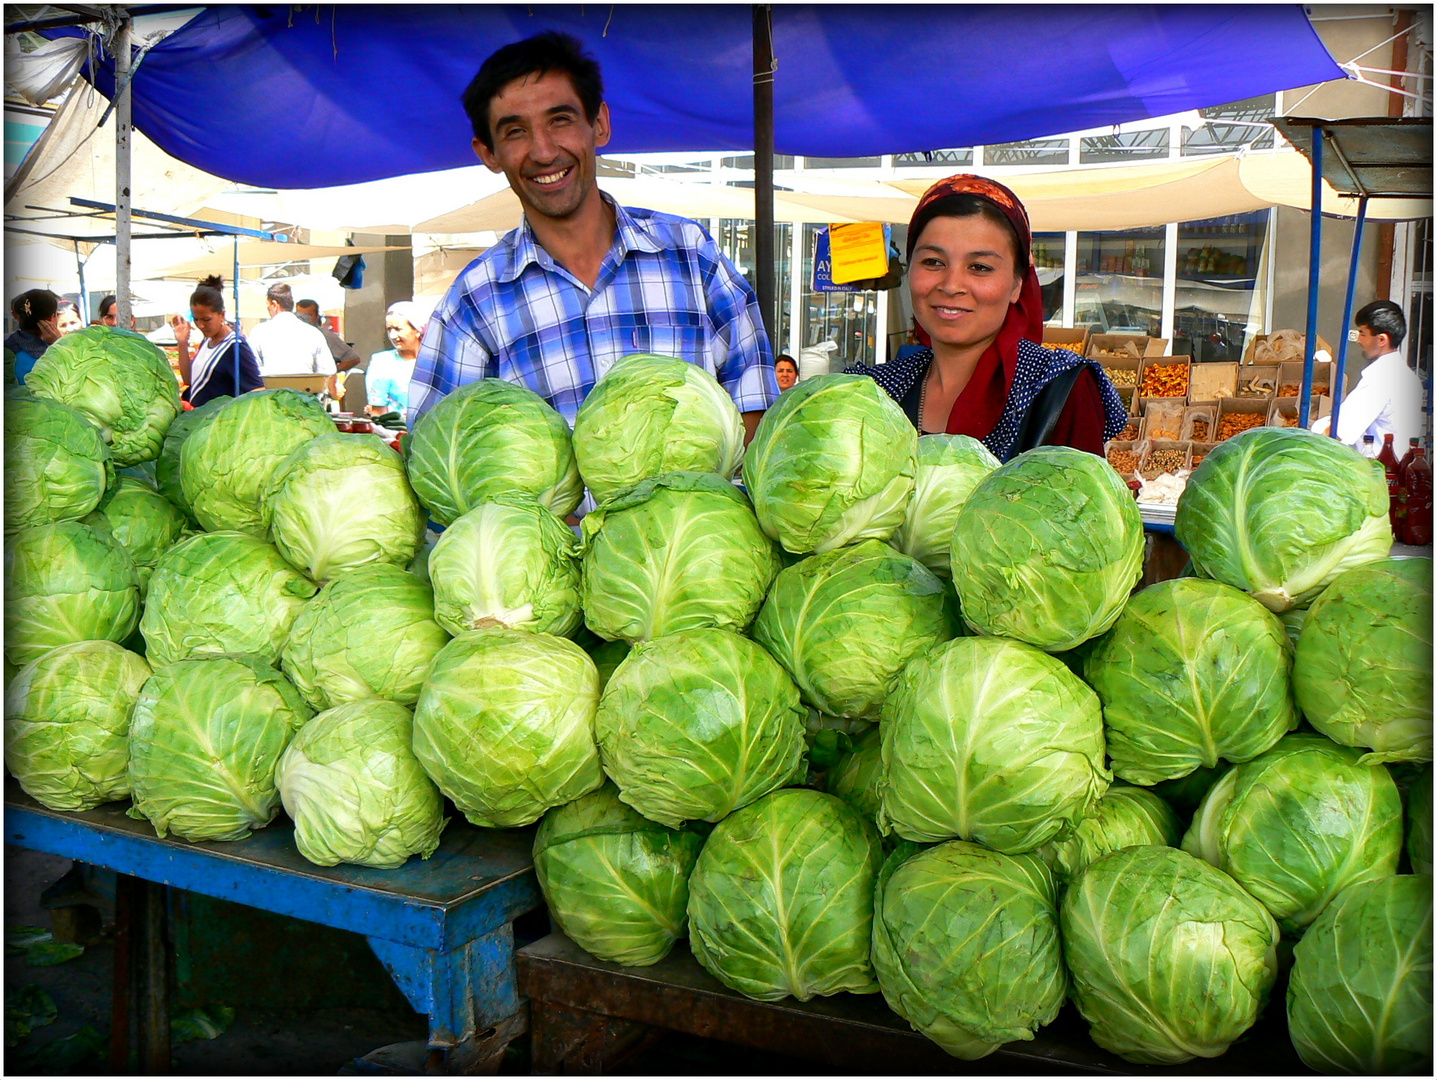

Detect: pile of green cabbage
[4, 342, 1431, 1074]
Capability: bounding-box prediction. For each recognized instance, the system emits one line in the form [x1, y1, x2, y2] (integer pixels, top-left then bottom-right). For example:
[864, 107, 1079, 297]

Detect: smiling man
[409, 31, 778, 441]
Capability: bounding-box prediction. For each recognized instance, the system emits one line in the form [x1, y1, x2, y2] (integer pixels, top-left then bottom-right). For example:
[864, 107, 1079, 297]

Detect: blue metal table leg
[367, 923, 524, 1070]
[1301, 126, 1325, 430]
[1330, 195, 1370, 438]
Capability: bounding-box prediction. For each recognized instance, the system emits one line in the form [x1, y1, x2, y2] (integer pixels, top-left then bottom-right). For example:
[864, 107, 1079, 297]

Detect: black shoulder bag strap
[1010, 364, 1086, 456]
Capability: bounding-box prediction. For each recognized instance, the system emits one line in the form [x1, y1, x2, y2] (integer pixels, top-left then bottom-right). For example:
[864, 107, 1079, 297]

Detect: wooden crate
[1269, 395, 1333, 428]
[1182, 406, 1217, 442]
[1215, 397, 1273, 441]
[1139, 399, 1185, 442]
[1232, 364, 1279, 404]
[1139, 440, 1192, 480]
[1188, 361, 1238, 405]
[1137, 355, 1191, 399]
[1042, 326, 1091, 355]
[1089, 333, 1167, 361]
[1243, 331, 1334, 364]
[1276, 360, 1335, 398]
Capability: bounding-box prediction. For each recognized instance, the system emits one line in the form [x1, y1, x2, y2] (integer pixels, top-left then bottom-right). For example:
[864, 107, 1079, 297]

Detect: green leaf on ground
[170, 1005, 235, 1044]
[5, 985, 58, 1047]
[5, 926, 85, 966]
[5, 926, 52, 952]
[12, 1023, 106, 1073]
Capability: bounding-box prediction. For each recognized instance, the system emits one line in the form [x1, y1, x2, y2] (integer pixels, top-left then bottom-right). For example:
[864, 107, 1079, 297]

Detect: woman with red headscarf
[848, 175, 1125, 460]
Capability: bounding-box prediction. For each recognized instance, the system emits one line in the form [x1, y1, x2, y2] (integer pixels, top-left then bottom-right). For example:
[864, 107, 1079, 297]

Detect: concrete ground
[4, 845, 819, 1076]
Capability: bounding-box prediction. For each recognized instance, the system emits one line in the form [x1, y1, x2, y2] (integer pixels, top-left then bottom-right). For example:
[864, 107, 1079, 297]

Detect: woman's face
[386, 315, 421, 354]
[775, 360, 798, 391]
[908, 214, 1023, 356]
[191, 302, 227, 342]
[55, 308, 83, 335]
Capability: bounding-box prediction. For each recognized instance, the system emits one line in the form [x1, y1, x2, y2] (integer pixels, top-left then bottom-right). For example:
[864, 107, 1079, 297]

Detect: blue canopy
[56, 4, 1344, 189]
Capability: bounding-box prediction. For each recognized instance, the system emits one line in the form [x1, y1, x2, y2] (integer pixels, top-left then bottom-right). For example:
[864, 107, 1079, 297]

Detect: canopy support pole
[74, 240, 87, 322]
[752, 3, 776, 343]
[1329, 194, 1370, 439]
[1300, 128, 1324, 429]
[114, 13, 133, 327]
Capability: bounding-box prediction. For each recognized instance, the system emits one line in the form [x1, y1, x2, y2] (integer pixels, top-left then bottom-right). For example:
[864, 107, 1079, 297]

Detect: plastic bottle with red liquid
[1402, 447, 1432, 546]
[1377, 433, 1402, 532]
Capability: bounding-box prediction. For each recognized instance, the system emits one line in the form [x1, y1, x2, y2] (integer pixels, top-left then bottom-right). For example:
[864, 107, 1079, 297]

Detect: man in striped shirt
[408, 31, 778, 440]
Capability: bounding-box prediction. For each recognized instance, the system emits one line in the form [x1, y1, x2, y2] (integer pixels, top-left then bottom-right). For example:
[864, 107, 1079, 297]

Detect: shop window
[797, 223, 878, 369]
[1032, 232, 1066, 325]
[1074, 228, 1165, 338]
[893, 149, 975, 166]
[1183, 94, 1276, 156]
[1172, 211, 1269, 363]
[802, 156, 883, 169]
[717, 218, 792, 357]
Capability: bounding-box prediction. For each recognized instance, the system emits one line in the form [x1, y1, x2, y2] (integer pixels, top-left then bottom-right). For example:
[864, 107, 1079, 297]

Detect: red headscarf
[909, 174, 1044, 437]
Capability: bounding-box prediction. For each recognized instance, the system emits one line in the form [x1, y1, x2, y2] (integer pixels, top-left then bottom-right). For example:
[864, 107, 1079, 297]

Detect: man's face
[474, 70, 610, 226]
[1356, 325, 1390, 363]
[296, 305, 319, 326]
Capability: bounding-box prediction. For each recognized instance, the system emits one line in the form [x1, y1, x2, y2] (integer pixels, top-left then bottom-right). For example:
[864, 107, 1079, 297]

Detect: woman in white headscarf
[367, 300, 428, 417]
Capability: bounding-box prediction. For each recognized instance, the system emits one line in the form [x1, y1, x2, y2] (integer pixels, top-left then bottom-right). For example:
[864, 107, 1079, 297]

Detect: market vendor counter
[4, 780, 540, 1073]
[517, 932, 1312, 1075]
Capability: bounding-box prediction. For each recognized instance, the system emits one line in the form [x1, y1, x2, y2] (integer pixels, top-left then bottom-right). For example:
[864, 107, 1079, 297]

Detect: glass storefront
[1074, 227, 1166, 338]
[1172, 211, 1268, 363]
[1032, 232, 1066, 325]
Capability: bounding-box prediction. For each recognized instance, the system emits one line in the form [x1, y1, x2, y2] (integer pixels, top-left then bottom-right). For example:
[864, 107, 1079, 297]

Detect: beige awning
[151, 241, 408, 280]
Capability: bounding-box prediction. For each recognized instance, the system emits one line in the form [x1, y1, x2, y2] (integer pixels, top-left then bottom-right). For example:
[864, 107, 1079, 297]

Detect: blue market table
[4, 779, 541, 1073]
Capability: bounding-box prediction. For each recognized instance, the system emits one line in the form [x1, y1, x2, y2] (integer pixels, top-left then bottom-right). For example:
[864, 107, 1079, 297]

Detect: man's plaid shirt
[408, 195, 778, 427]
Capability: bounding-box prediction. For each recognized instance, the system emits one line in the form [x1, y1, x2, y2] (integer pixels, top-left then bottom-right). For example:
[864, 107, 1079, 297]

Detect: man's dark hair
[462, 30, 603, 150]
[295, 299, 320, 322]
[266, 283, 295, 311]
[1355, 300, 1406, 351]
[99, 294, 117, 318]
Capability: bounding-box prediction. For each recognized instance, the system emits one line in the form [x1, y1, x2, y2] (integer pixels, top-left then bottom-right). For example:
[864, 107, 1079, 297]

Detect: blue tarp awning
[52, 4, 1345, 190]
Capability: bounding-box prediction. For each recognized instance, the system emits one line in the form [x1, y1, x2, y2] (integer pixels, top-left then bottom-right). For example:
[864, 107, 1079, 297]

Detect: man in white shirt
[247, 283, 336, 378]
[1314, 301, 1426, 450]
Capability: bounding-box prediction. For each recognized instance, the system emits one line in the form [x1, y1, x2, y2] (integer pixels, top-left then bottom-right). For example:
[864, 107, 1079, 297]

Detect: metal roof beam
[68, 197, 290, 241]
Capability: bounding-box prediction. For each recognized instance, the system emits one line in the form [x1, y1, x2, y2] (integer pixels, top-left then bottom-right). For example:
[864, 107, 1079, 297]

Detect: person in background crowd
[247, 282, 335, 379]
[296, 299, 363, 374]
[169, 275, 265, 408]
[97, 294, 118, 326]
[846, 174, 1125, 459]
[368, 301, 427, 417]
[1312, 300, 1425, 450]
[410, 31, 776, 438]
[774, 353, 799, 392]
[6, 289, 62, 383]
[55, 301, 84, 336]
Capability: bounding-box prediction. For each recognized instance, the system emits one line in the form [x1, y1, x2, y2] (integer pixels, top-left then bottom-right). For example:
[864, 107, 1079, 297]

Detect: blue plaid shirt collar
[495, 193, 667, 285]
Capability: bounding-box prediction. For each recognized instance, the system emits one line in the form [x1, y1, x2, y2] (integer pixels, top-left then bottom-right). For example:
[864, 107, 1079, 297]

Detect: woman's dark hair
[57, 300, 80, 316]
[190, 275, 226, 314]
[906, 193, 1029, 278]
[774, 354, 798, 372]
[462, 30, 604, 150]
[99, 294, 117, 318]
[10, 289, 60, 333]
[1355, 299, 1406, 350]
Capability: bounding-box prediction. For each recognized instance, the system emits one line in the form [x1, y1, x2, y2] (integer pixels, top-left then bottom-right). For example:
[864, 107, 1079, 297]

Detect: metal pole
[1300, 128, 1324, 429]
[234, 236, 242, 389]
[752, 4, 776, 343]
[74, 240, 87, 322]
[114, 15, 133, 328]
[1329, 195, 1369, 439]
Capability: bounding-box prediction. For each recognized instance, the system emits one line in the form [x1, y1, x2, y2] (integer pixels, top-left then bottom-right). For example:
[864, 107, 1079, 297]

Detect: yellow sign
[828, 222, 889, 284]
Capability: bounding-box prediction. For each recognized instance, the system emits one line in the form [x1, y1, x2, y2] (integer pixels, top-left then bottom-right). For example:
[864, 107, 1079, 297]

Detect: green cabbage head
[154, 394, 229, 522]
[573, 353, 745, 503]
[26, 326, 180, 466]
[878, 636, 1110, 852]
[4, 521, 140, 666]
[1409, 767, 1433, 875]
[140, 531, 317, 668]
[403, 377, 583, 524]
[1181, 733, 1403, 933]
[872, 840, 1066, 1059]
[581, 472, 780, 643]
[128, 655, 313, 841]
[1062, 845, 1280, 1065]
[179, 389, 334, 536]
[742, 373, 917, 555]
[275, 699, 446, 869]
[1083, 578, 1300, 784]
[594, 628, 806, 828]
[1294, 557, 1433, 764]
[1286, 874, 1432, 1075]
[950, 446, 1143, 651]
[752, 539, 954, 720]
[825, 725, 883, 826]
[4, 640, 151, 811]
[1175, 427, 1392, 612]
[687, 788, 882, 1002]
[1031, 784, 1181, 887]
[427, 498, 581, 637]
[412, 629, 603, 828]
[263, 433, 426, 582]
[891, 434, 1000, 579]
[533, 783, 705, 966]
[281, 563, 450, 711]
[4, 394, 113, 531]
[83, 475, 187, 589]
